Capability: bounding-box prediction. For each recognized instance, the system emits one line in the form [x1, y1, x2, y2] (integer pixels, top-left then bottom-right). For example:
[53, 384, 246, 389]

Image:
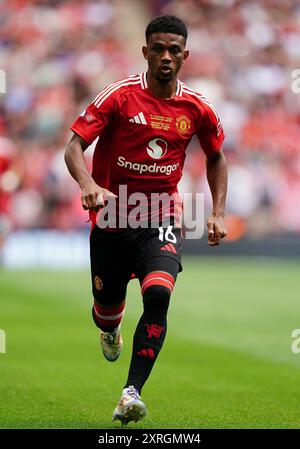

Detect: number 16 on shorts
[158, 225, 177, 244]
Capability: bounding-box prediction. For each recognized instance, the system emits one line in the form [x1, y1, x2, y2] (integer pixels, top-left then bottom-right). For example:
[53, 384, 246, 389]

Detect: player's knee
[143, 285, 171, 315]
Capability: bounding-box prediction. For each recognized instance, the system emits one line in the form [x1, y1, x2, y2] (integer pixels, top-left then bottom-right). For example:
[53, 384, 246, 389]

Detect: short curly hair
[145, 15, 188, 44]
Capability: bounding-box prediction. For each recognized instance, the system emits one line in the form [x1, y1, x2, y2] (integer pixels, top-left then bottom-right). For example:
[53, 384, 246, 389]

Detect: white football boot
[100, 326, 123, 362]
[112, 385, 147, 425]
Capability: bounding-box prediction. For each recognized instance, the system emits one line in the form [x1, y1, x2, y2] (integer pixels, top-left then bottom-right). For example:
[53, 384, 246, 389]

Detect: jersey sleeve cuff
[70, 125, 94, 146]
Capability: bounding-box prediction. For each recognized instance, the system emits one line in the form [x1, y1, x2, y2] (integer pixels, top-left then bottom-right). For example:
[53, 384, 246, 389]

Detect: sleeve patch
[80, 109, 97, 123]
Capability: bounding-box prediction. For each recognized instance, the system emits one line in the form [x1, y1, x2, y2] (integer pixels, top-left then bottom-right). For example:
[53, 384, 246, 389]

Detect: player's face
[143, 33, 189, 82]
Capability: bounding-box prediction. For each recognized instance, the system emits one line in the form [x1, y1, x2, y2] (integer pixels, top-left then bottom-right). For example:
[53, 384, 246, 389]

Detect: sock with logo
[124, 277, 173, 394]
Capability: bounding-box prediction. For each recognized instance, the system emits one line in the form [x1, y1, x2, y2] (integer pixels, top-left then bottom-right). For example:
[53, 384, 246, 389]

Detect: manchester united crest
[94, 276, 103, 291]
[176, 115, 191, 134]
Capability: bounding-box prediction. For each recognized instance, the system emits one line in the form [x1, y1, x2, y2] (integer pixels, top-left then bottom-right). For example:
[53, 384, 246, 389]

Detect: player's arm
[206, 150, 228, 246]
[197, 102, 228, 246]
[65, 132, 116, 211]
[65, 90, 118, 210]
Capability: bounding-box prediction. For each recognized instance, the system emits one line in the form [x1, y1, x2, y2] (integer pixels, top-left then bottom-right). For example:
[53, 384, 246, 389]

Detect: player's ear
[142, 46, 148, 60]
[183, 50, 189, 63]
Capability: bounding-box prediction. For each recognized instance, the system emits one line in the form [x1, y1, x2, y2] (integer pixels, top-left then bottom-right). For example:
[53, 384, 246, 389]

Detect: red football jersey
[71, 72, 224, 226]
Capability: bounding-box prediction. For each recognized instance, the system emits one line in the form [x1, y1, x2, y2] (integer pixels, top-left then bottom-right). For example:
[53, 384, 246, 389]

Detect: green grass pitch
[0, 257, 300, 429]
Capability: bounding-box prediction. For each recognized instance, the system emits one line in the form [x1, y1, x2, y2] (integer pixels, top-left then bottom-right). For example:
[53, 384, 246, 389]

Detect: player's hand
[207, 213, 227, 246]
[81, 181, 117, 212]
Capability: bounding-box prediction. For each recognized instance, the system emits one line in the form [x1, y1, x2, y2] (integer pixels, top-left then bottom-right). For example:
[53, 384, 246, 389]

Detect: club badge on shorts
[94, 276, 103, 291]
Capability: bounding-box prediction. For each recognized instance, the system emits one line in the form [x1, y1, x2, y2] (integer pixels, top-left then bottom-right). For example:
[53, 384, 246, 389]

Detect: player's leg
[112, 256, 180, 425]
[93, 298, 126, 363]
[90, 225, 132, 362]
[124, 256, 180, 393]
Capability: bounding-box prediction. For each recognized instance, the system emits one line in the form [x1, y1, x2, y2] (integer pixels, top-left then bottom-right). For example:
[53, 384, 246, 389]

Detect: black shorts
[90, 225, 183, 304]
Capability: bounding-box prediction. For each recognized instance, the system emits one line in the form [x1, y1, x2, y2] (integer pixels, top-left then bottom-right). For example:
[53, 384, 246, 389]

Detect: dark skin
[142, 32, 189, 98]
[65, 32, 228, 244]
[64, 133, 117, 211]
[206, 151, 228, 246]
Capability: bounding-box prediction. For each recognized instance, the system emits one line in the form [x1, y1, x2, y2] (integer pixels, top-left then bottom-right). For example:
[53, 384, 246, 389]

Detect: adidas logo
[129, 112, 147, 125]
[160, 243, 177, 254]
[137, 348, 155, 359]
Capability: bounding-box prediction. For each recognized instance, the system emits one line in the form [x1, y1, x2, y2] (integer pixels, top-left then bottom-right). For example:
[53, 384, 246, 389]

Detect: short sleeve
[197, 102, 225, 157]
[70, 89, 116, 145]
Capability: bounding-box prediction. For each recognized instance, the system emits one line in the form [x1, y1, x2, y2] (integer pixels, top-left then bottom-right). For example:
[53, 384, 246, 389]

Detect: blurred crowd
[1, 0, 300, 239]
